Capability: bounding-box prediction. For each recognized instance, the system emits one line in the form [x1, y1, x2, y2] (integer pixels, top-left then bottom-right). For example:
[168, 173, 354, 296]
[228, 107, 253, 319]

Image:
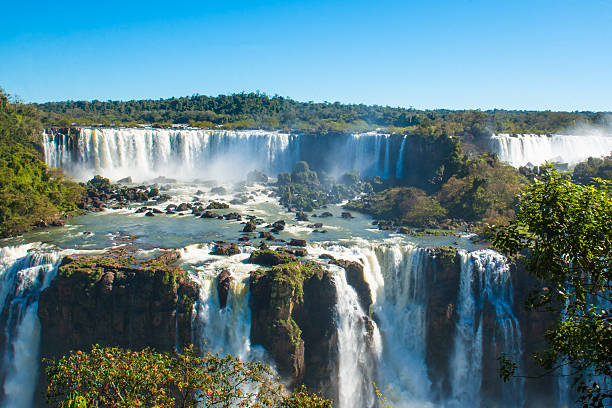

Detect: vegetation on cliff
[35, 92, 605, 135]
[572, 154, 612, 185]
[346, 153, 525, 230]
[0, 90, 83, 237]
[494, 166, 611, 407]
[45, 344, 332, 407]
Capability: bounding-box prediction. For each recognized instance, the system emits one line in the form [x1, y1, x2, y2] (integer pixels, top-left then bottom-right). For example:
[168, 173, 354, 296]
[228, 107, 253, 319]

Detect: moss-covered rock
[248, 249, 297, 266]
[38, 248, 198, 359]
[249, 260, 335, 391]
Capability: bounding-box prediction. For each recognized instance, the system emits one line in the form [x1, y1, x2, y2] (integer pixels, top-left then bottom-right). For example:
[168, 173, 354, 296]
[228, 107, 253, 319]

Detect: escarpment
[249, 251, 338, 398]
[38, 248, 199, 358]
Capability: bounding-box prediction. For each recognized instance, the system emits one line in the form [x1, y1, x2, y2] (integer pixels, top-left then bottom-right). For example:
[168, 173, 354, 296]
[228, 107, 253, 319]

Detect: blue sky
[2, 0, 611, 110]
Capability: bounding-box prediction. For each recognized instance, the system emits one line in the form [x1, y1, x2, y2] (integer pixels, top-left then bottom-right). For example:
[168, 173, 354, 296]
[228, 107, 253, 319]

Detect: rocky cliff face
[248, 253, 337, 399]
[424, 247, 461, 401]
[38, 248, 198, 358]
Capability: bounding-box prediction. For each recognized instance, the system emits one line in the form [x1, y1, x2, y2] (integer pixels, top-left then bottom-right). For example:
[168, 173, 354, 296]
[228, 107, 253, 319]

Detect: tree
[493, 166, 611, 407]
[45, 345, 333, 408]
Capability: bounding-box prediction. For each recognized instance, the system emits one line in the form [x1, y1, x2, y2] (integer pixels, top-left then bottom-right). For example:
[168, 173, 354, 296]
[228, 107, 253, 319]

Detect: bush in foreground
[45, 344, 332, 408]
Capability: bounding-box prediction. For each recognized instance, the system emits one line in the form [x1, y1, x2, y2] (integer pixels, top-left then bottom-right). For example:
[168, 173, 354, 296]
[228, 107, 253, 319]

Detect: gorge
[2, 126, 610, 407]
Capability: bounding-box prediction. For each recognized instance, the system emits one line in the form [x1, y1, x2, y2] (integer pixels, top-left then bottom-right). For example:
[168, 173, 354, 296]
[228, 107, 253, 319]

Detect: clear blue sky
[2, 0, 611, 111]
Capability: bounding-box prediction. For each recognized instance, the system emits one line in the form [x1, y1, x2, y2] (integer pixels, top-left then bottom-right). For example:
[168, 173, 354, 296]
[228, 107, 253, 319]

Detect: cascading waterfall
[395, 136, 407, 178]
[333, 268, 381, 408]
[490, 133, 612, 167]
[0, 244, 62, 408]
[182, 245, 266, 363]
[371, 245, 434, 407]
[449, 250, 523, 408]
[325, 131, 393, 178]
[43, 127, 301, 182]
[316, 242, 525, 408]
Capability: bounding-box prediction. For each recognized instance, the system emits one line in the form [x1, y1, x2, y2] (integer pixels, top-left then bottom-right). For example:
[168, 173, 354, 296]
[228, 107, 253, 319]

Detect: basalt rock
[331, 259, 372, 313]
[243, 222, 257, 232]
[38, 248, 198, 360]
[212, 242, 241, 256]
[217, 269, 234, 309]
[248, 249, 296, 266]
[249, 261, 336, 395]
[289, 239, 307, 247]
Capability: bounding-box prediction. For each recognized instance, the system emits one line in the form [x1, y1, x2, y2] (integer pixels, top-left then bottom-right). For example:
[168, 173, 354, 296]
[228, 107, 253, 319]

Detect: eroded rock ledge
[38, 247, 198, 358]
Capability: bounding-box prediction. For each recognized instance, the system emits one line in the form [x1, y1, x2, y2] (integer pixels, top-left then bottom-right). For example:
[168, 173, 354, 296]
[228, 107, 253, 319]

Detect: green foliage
[438, 154, 524, 227]
[346, 187, 446, 227]
[347, 153, 525, 229]
[34, 92, 605, 135]
[493, 166, 612, 407]
[573, 154, 612, 185]
[45, 344, 332, 407]
[0, 89, 83, 237]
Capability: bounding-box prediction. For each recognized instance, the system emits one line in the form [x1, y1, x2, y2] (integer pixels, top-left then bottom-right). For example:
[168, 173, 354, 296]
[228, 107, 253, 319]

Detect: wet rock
[331, 259, 372, 313]
[117, 176, 133, 184]
[223, 212, 242, 221]
[212, 242, 241, 256]
[243, 222, 257, 232]
[177, 203, 189, 212]
[259, 231, 275, 240]
[135, 207, 148, 214]
[145, 211, 155, 217]
[217, 270, 234, 309]
[238, 236, 250, 242]
[341, 212, 354, 219]
[319, 212, 333, 218]
[296, 212, 309, 221]
[200, 211, 217, 219]
[289, 239, 307, 247]
[151, 208, 163, 214]
[318, 254, 335, 260]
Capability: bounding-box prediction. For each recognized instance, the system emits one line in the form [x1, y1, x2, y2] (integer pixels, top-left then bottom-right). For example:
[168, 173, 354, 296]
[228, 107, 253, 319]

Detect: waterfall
[490, 133, 612, 167]
[383, 136, 391, 179]
[182, 245, 266, 363]
[449, 250, 523, 408]
[395, 136, 407, 178]
[43, 128, 301, 182]
[333, 268, 381, 408]
[0, 244, 62, 408]
[371, 245, 434, 407]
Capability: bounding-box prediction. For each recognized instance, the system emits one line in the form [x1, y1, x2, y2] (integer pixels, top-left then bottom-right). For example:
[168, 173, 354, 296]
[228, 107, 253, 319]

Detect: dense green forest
[0, 91, 83, 237]
[36, 92, 608, 135]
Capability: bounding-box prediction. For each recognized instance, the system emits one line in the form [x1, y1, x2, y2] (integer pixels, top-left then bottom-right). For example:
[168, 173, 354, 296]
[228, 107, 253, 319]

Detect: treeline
[36, 92, 608, 135]
[0, 90, 83, 237]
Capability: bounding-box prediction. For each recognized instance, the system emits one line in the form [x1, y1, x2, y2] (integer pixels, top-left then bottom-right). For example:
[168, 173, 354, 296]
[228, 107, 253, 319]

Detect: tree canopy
[35, 92, 606, 135]
[494, 166, 611, 407]
[45, 344, 333, 408]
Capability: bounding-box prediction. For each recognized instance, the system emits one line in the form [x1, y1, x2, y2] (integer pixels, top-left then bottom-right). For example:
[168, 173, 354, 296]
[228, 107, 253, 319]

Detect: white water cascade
[0, 244, 62, 408]
[336, 132, 393, 177]
[449, 250, 523, 408]
[43, 128, 301, 183]
[490, 133, 612, 167]
[313, 242, 525, 408]
[182, 244, 267, 363]
[396, 136, 407, 178]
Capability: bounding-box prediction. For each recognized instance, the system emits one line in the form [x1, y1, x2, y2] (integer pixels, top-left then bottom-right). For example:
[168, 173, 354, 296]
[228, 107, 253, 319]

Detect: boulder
[243, 222, 257, 232]
[217, 270, 234, 309]
[212, 243, 241, 256]
[289, 239, 307, 247]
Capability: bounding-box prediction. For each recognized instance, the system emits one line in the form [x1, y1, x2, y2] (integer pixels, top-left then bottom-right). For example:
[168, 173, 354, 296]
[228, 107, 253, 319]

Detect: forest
[36, 92, 608, 135]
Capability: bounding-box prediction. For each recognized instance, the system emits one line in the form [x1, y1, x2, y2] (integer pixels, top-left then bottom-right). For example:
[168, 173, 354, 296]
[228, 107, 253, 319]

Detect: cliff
[38, 247, 198, 358]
